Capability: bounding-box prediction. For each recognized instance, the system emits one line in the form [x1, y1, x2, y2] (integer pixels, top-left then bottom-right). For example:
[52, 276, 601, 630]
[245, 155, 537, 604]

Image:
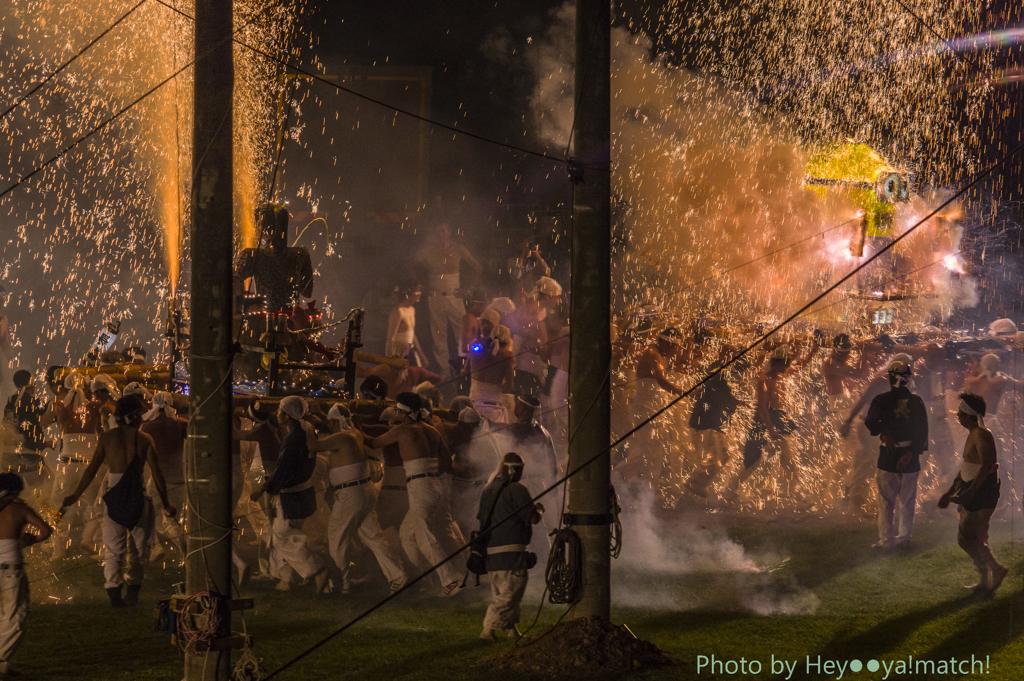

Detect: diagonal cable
[0, 0, 151, 122]
[262, 136, 1024, 681]
[151, 0, 567, 165]
[0, 0, 286, 202]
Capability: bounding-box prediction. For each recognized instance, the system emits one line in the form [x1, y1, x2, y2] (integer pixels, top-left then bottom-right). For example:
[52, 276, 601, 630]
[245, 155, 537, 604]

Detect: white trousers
[0, 568, 28, 674]
[483, 568, 528, 632]
[269, 498, 324, 582]
[102, 499, 154, 588]
[427, 295, 465, 378]
[400, 478, 461, 587]
[327, 484, 407, 585]
[876, 470, 919, 545]
[147, 479, 185, 544]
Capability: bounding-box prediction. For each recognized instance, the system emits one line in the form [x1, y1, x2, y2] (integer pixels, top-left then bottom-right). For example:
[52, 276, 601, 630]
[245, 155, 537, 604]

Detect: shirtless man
[726, 339, 819, 503]
[938, 392, 1008, 594]
[416, 222, 482, 380]
[504, 291, 549, 397]
[363, 392, 462, 596]
[962, 354, 1022, 457]
[466, 323, 515, 423]
[44, 373, 100, 559]
[0, 473, 52, 675]
[457, 290, 490, 395]
[619, 327, 686, 483]
[62, 395, 176, 608]
[309, 404, 408, 594]
[86, 374, 119, 434]
[140, 392, 187, 552]
[822, 334, 873, 499]
[385, 280, 427, 366]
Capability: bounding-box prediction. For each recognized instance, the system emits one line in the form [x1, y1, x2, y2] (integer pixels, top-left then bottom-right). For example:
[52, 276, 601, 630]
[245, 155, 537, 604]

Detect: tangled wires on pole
[546, 528, 583, 605]
[176, 591, 222, 651]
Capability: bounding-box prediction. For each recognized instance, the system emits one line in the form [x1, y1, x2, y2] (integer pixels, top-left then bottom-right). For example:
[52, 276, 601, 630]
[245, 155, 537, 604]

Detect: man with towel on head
[363, 392, 463, 597]
[864, 359, 929, 549]
[250, 395, 328, 594]
[478, 452, 543, 642]
[938, 392, 1008, 594]
[140, 392, 187, 554]
[309, 404, 408, 594]
[62, 395, 176, 607]
[86, 374, 120, 433]
[467, 322, 515, 424]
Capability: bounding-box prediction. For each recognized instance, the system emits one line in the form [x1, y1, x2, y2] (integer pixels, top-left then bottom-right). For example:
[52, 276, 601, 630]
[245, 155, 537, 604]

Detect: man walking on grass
[478, 452, 543, 642]
[938, 392, 1008, 595]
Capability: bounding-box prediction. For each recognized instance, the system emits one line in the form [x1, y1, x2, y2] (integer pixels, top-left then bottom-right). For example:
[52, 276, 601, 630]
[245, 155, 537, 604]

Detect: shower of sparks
[0, 0, 303, 365]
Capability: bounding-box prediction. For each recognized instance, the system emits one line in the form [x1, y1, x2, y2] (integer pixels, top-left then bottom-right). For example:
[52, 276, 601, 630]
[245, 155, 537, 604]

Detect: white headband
[958, 400, 986, 429]
[395, 401, 430, 422]
[280, 395, 308, 420]
[327, 404, 353, 430]
[143, 392, 176, 421]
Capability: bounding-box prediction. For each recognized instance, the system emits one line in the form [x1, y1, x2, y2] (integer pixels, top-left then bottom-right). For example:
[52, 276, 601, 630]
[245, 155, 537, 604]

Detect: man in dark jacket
[477, 453, 542, 642]
[250, 395, 327, 593]
[864, 359, 929, 549]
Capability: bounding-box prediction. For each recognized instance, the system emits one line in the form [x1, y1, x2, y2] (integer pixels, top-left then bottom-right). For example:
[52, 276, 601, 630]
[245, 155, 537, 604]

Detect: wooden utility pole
[566, 0, 611, 620]
[185, 0, 234, 678]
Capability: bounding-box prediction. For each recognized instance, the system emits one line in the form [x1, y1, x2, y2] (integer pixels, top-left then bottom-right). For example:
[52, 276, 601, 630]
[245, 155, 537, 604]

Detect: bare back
[0, 498, 48, 541]
[96, 427, 155, 474]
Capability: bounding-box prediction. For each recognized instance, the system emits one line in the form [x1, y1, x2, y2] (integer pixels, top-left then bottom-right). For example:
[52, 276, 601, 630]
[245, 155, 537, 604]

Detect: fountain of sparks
[0, 0, 304, 369]
[526, 2, 1003, 511]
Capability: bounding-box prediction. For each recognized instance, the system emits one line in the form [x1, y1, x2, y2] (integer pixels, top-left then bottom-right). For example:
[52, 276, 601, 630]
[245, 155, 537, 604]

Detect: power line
[150, 0, 567, 166]
[262, 134, 1024, 681]
[0, 0, 286, 203]
[0, 0, 150, 122]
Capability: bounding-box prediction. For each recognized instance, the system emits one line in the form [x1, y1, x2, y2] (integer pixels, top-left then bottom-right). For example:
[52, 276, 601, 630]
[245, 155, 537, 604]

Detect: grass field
[13, 510, 1024, 681]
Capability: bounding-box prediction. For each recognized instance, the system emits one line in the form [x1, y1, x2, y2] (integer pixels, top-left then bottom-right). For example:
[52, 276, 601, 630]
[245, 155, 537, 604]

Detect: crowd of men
[0, 211, 1019, 669]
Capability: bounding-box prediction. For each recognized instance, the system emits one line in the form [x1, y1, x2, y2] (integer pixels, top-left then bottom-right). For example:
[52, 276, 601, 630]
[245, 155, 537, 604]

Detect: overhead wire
[149, 0, 568, 166]
[0, 0, 288, 203]
[261, 132, 1024, 681]
[0, 0, 151, 122]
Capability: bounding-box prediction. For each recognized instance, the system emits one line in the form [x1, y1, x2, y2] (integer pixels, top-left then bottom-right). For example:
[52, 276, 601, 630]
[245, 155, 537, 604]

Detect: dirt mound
[482, 616, 679, 680]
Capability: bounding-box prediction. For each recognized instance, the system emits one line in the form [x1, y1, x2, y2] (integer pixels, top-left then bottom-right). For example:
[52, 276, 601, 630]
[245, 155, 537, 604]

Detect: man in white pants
[364, 392, 462, 596]
[864, 360, 929, 550]
[250, 396, 328, 594]
[416, 221, 481, 380]
[310, 404, 408, 594]
[0, 472, 52, 675]
[62, 396, 176, 607]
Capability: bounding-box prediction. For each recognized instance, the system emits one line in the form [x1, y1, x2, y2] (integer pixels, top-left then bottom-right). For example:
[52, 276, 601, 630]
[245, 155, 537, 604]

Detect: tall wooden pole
[186, 0, 234, 678]
[566, 0, 611, 620]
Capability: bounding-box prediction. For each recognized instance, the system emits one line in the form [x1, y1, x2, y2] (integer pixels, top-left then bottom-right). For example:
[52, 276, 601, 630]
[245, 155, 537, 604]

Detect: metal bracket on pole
[563, 512, 614, 526]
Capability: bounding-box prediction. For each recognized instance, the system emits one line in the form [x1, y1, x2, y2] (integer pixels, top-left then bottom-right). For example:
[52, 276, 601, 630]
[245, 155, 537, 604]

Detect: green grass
[14, 514, 1024, 680]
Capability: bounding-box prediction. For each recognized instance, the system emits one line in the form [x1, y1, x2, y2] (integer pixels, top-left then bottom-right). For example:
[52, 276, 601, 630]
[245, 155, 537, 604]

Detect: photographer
[478, 452, 543, 642]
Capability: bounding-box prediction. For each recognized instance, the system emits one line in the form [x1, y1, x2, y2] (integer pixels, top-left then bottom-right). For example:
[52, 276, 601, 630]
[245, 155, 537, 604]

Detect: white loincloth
[470, 381, 509, 423]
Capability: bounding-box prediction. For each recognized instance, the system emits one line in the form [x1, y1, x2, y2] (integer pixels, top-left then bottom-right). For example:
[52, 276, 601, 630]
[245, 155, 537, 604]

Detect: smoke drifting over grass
[611, 485, 820, 616]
